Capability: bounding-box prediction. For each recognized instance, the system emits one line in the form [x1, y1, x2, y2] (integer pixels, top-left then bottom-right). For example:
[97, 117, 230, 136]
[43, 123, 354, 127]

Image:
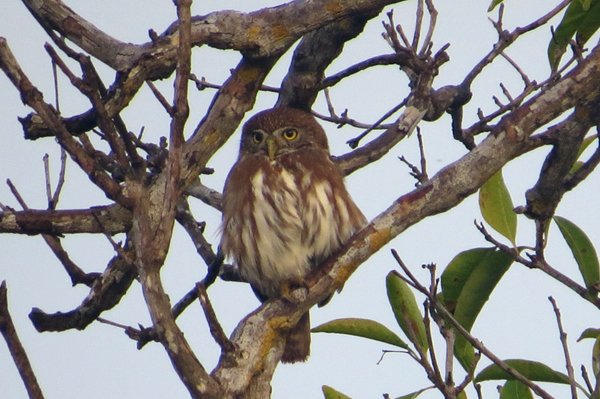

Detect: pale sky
[1, 1, 598, 399]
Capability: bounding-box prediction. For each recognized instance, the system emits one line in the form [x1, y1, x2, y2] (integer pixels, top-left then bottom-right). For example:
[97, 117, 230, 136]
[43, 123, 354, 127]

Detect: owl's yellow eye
[252, 131, 264, 143]
[282, 128, 298, 140]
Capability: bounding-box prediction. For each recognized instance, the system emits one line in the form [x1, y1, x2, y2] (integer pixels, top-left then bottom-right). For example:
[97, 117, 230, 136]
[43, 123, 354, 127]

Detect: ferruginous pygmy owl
[220, 107, 367, 363]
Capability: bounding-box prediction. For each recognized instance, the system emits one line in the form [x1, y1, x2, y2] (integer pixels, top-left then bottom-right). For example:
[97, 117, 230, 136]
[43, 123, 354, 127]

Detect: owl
[220, 107, 366, 363]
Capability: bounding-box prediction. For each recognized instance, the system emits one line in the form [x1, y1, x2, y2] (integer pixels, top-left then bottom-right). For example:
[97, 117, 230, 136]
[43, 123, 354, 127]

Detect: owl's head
[240, 107, 330, 160]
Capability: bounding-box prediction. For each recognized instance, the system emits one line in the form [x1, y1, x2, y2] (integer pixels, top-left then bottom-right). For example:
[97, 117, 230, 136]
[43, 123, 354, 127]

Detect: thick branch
[524, 96, 600, 220]
[181, 55, 279, 186]
[0, 205, 131, 235]
[29, 253, 137, 332]
[24, 0, 405, 72]
[276, 8, 384, 110]
[19, 0, 407, 140]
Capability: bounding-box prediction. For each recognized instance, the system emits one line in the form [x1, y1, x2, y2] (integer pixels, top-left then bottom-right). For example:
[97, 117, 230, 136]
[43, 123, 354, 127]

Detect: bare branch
[0, 38, 130, 207]
[29, 253, 137, 332]
[0, 282, 45, 399]
[549, 297, 578, 399]
[0, 205, 131, 235]
[197, 283, 236, 353]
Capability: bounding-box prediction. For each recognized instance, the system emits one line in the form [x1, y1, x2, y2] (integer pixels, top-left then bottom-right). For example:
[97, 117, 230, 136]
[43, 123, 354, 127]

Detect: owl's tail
[281, 312, 310, 363]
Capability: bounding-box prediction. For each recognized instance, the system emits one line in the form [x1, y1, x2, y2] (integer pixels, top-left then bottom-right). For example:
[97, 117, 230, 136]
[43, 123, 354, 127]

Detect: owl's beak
[266, 137, 278, 161]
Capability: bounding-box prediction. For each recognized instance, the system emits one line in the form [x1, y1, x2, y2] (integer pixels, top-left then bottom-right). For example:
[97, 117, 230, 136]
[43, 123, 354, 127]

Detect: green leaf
[441, 249, 513, 370]
[570, 134, 598, 174]
[479, 170, 517, 246]
[593, 336, 600, 376]
[554, 216, 600, 293]
[548, 0, 600, 70]
[578, 328, 600, 341]
[440, 248, 496, 311]
[322, 385, 353, 399]
[393, 387, 433, 399]
[575, 0, 600, 45]
[570, 161, 585, 174]
[488, 0, 504, 12]
[577, 134, 598, 159]
[453, 250, 513, 332]
[500, 380, 534, 399]
[312, 318, 408, 349]
[475, 359, 570, 384]
[386, 271, 428, 352]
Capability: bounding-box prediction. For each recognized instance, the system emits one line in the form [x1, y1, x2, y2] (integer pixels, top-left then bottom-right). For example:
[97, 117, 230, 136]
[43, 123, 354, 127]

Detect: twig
[417, 128, 428, 182]
[91, 211, 127, 258]
[534, 219, 549, 260]
[412, 0, 424, 51]
[419, 0, 438, 58]
[52, 57, 60, 112]
[146, 80, 174, 116]
[396, 156, 417, 182]
[382, 11, 404, 54]
[97, 317, 131, 330]
[0, 281, 45, 399]
[320, 54, 409, 89]
[499, 83, 513, 103]
[189, 73, 279, 93]
[549, 297, 578, 399]
[175, 197, 220, 265]
[461, 0, 571, 89]
[6, 179, 28, 210]
[51, 148, 68, 209]
[311, 110, 393, 131]
[581, 365, 593, 394]
[501, 52, 533, 88]
[399, 128, 429, 185]
[422, 301, 443, 385]
[346, 100, 406, 148]
[43, 235, 100, 287]
[323, 88, 337, 119]
[43, 154, 53, 207]
[197, 283, 236, 353]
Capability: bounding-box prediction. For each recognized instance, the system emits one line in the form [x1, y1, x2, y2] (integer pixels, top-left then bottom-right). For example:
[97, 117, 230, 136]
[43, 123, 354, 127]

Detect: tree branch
[29, 253, 137, 332]
[0, 205, 131, 235]
[0, 38, 131, 207]
[0, 281, 45, 399]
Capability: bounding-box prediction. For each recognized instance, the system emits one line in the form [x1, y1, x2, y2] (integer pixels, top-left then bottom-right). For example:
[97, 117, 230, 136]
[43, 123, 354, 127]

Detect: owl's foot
[281, 276, 310, 303]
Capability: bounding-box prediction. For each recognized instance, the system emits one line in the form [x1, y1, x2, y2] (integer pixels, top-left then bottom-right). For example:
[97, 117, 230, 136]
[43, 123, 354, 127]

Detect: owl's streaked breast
[221, 151, 365, 300]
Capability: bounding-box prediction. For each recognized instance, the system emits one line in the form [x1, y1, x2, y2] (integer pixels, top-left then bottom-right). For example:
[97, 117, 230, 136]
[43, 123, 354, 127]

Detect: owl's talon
[281, 276, 310, 303]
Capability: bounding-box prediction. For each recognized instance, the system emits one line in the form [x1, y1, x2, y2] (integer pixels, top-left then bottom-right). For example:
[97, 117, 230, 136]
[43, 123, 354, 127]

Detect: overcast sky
[1, 1, 599, 399]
